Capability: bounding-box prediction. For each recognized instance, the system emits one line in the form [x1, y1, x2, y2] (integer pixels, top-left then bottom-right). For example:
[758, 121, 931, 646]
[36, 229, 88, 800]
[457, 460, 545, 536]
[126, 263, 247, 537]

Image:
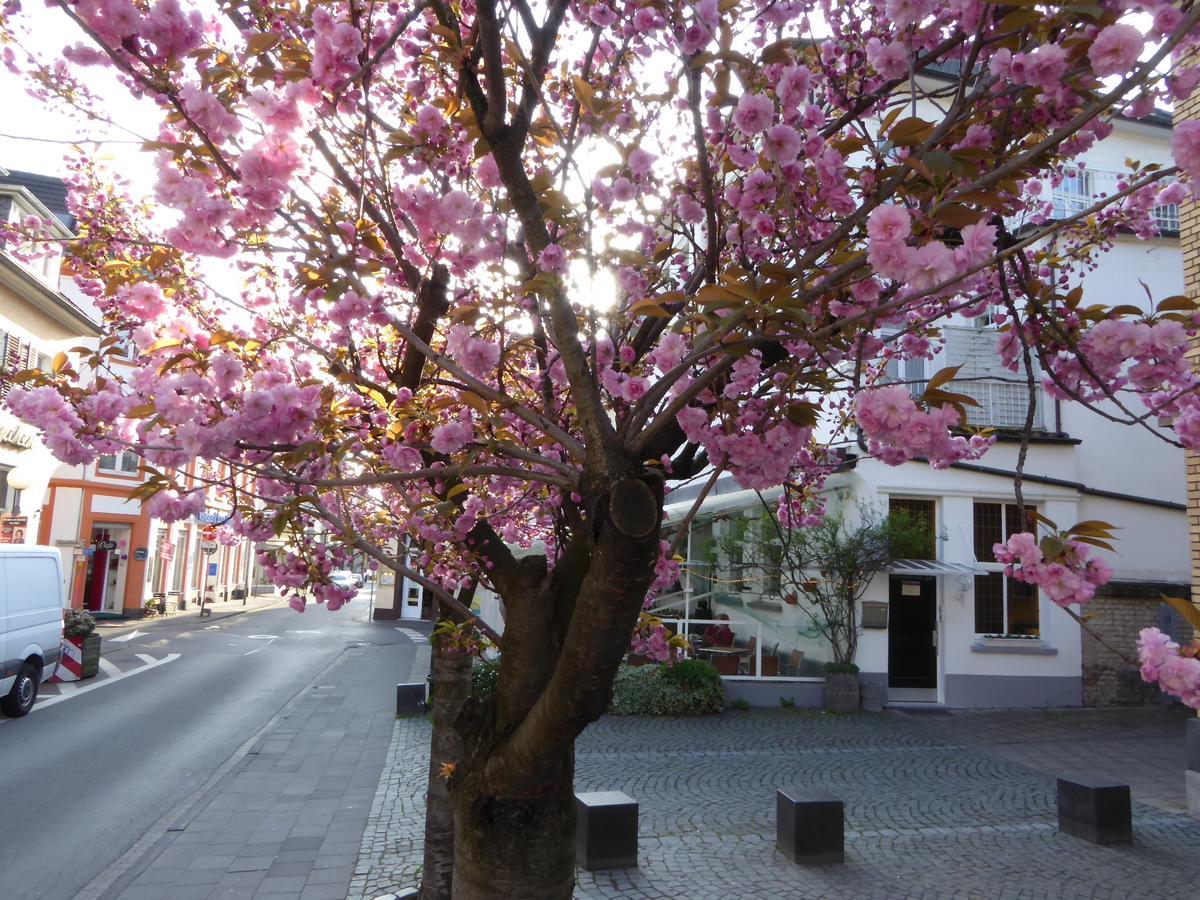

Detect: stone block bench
[575, 791, 638, 870]
[776, 788, 844, 863]
[1056, 776, 1132, 845]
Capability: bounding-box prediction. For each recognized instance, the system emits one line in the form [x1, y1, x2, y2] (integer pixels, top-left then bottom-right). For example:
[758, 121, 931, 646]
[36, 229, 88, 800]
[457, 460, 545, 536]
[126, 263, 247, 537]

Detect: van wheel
[1, 663, 39, 717]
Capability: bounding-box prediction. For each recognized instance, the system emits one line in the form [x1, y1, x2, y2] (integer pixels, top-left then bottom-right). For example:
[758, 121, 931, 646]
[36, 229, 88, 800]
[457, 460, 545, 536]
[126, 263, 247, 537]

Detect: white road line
[394, 627, 424, 641]
[135, 653, 157, 666]
[49, 681, 78, 696]
[97, 657, 121, 677]
[288, 629, 322, 635]
[108, 630, 147, 643]
[244, 639, 277, 656]
[30, 654, 182, 712]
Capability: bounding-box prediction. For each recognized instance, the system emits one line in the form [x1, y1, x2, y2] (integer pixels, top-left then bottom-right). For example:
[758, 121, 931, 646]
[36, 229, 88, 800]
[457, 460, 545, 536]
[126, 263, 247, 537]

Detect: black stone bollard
[395, 682, 425, 717]
[575, 791, 638, 870]
[1056, 776, 1132, 845]
[776, 788, 844, 863]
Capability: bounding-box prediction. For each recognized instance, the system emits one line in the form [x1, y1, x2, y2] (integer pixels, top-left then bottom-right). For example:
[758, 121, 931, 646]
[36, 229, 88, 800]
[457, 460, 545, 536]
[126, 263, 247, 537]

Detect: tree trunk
[420, 647, 473, 900]
[450, 747, 576, 900]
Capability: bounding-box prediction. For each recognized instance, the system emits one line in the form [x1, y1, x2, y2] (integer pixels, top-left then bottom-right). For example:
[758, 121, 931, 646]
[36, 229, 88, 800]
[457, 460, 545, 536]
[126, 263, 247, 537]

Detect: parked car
[0, 545, 64, 717]
[329, 570, 359, 594]
[352, 572, 364, 588]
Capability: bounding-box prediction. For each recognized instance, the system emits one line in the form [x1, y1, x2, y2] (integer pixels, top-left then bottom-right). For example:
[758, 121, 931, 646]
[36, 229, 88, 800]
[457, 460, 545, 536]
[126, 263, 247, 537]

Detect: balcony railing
[942, 326, 1046, 431]
[1049, 167, 1179, 233]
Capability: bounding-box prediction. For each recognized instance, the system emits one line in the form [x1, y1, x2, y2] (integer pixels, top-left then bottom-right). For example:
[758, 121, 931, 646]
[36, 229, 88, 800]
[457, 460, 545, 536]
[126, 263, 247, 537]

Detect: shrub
[63, 607, 96, 640]
[730, 698, 751, 711]
[824, 661, 860, 675]
[610, 661, 724, 716]
[470, 656, 501, 699]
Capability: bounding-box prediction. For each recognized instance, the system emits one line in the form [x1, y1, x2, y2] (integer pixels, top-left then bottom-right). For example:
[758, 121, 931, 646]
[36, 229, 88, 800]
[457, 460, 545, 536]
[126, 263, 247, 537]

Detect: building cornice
[0, 252, 100, 337]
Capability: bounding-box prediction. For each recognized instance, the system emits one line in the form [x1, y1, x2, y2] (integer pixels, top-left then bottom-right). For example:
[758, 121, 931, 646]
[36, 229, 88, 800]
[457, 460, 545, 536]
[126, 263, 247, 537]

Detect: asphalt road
[0, 597, 419, 900]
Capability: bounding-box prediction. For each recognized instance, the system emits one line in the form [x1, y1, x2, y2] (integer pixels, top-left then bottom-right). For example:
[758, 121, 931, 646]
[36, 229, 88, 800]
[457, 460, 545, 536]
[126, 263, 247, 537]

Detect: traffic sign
[201, 524, 219, 542]
[202, 541, 218, 555]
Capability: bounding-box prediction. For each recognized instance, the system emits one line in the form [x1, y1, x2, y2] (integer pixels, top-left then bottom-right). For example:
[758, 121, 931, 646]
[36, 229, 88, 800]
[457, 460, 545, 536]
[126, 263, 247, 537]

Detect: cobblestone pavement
[351, 706, 1200, 899]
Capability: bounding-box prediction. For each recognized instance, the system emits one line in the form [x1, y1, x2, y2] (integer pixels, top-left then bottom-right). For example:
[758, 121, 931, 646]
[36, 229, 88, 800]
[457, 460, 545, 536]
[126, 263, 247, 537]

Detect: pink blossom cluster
[992, 533, 1113, 607]
[866, 206, 996, 292]
[311, 7, 365, 87]
[5, 385, 93, 464]
[854, 385, 992, 469]
[445, 324, 501, 380]
[1137, 627, 1200, 709]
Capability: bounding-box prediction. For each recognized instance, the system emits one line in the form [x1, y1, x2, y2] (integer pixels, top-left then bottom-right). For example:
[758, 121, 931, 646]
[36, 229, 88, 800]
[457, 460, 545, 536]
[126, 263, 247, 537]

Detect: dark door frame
[887, 575, 938, 690]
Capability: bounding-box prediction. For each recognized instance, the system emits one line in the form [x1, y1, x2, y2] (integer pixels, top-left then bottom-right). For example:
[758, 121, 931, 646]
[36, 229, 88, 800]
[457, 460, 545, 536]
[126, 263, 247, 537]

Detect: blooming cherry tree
[4, 0, 1200, 895]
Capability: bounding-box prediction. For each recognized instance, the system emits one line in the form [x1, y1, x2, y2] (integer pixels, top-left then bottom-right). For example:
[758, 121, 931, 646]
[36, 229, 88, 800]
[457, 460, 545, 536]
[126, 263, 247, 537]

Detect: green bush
[610, 661, 725, 716]
[470, 656, 501, 699]
[823, 661, 860, 675]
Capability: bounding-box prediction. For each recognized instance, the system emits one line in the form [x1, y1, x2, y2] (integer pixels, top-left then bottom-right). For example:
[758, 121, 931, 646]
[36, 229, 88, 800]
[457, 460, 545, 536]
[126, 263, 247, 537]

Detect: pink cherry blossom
[1171, 120, 1200, 178]
[1087, 24, 1142, 78]
[732, 93, 774, 134]
[430, 420, 473, 454]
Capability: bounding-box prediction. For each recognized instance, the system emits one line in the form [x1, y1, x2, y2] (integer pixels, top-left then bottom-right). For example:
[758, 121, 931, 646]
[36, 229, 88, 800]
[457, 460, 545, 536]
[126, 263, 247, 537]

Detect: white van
[0, 545, 64, 717]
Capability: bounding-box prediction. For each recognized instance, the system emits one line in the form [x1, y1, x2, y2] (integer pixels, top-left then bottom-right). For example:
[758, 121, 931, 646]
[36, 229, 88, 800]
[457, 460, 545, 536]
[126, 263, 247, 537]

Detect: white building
[1, 167, 261, 617]
[661, 110, 1188, 709]
[0, 167, 101, 547]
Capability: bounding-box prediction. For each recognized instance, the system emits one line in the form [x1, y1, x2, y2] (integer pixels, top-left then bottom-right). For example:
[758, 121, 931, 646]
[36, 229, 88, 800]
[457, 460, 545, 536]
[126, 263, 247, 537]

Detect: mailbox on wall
[861, 601, 889, 629]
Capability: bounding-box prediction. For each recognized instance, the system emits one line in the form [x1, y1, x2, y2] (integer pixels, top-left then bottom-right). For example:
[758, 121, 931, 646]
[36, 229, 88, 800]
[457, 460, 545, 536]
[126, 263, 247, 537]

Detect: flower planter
[58, 633, 101, 681]
[76, 633, 101, 679]
[823, 672, 860, 713]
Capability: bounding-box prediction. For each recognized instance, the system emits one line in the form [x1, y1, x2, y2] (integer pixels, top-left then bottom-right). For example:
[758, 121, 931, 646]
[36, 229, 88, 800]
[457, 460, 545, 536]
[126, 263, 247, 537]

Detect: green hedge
[610, 660, 725, 716]
[470, 656, 502, 699]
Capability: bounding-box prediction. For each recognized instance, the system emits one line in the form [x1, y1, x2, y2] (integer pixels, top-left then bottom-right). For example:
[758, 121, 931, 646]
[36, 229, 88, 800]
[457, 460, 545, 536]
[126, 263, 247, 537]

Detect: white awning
[889, 560, 979, 576]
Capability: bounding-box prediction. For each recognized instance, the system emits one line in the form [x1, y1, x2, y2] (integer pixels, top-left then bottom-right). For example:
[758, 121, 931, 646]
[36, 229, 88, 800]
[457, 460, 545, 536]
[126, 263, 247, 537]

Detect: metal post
[755, 622, 762, 679]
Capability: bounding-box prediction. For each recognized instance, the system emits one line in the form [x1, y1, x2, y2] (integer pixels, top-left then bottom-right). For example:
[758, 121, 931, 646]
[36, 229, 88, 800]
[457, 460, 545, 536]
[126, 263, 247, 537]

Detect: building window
[1051, 168, 1093, 219]
[98, 450, 139, 475]
[0, 465, 20, 515]
[888, 497, 936, 560]
[0, 329, 37, 401]
[972, 501, 1039, 636]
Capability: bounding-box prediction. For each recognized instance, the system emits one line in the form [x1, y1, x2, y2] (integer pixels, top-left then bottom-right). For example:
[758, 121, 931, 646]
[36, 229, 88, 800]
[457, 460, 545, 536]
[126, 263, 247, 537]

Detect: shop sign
[0, 423, 35, 450]
[133, 547, 148, 561]
[95, 539, 118, 551]
[159, 540, 174, 561]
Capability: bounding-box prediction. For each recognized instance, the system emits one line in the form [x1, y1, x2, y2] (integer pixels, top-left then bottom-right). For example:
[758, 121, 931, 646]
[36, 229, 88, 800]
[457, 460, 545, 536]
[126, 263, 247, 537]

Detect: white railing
[1049, 167, 1179, 233]
[942, 326, 1046, 431]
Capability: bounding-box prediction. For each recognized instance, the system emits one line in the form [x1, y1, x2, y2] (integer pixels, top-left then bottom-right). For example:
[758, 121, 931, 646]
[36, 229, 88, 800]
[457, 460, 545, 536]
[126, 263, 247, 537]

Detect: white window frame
[971, 500, 1041, 637]
[98, 450, 139, 475]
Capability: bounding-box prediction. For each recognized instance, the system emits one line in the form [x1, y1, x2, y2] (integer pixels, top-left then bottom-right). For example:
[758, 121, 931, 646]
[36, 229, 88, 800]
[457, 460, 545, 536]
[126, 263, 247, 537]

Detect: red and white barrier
[49, 638, 83, 683]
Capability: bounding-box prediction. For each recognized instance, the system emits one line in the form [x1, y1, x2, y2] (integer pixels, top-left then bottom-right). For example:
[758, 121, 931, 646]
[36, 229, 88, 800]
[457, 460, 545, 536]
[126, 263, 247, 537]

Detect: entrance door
[888, 576, 937, 690]
[84, 525, 131, 614]
[400, 581, 424, 620]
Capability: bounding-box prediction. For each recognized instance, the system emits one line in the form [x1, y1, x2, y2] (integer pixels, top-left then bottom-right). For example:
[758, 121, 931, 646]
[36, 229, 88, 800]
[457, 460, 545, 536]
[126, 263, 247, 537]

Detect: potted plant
[823, 661, 861, 712]
[63, 608, 100, 679]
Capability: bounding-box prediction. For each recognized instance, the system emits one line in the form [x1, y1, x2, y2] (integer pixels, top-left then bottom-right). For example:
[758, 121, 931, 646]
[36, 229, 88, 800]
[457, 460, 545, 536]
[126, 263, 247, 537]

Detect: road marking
[288, 629, 322, 635]
[109, 630, 147, 643]
[97, 657, 121, 677]
[204, 625, 222, 630]
[244, 635, 279, 655]
[30, 654, 181, 712]
[394, 627, 425, 641]
[135, 653, 157, 666]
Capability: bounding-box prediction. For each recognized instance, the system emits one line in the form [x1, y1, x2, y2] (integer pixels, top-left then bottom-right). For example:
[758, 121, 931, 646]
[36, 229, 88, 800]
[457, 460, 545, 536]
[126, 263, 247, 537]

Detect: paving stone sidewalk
[351, 706, 1200, 899]
[97, 635, 427, 900]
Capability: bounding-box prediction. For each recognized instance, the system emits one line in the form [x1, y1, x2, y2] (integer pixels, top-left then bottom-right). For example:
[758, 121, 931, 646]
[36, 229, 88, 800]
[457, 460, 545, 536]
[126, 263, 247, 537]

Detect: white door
[400, 580, 423, 620]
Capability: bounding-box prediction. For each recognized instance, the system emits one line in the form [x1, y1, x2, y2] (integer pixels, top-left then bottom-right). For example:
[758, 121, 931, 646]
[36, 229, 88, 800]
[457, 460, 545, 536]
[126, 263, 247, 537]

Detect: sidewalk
[92, 628, 430, 900]
[350, 706, 1200, 899]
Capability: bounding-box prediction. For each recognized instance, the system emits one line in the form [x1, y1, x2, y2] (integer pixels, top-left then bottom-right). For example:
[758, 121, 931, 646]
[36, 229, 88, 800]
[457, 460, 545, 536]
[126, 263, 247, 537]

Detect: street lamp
[5, 464, 35, 516]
